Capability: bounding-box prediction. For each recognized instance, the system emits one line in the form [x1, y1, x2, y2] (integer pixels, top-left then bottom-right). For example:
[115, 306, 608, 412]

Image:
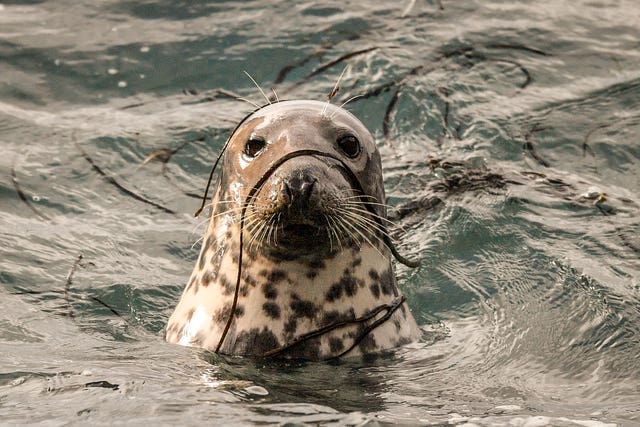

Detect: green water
[1, 0, 639, 425]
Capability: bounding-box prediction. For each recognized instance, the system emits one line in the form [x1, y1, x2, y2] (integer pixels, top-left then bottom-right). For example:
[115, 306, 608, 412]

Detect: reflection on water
[1, 0, 639, 425]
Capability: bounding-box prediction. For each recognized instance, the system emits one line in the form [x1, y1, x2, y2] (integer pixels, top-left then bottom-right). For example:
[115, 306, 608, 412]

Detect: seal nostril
[299, 178, 316, 203]
[283, 174, 317, 205]
[281, 180, 293, 203]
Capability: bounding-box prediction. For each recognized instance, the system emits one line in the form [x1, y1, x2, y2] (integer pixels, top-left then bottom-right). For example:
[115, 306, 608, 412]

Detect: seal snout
[280, 172, 318, 209]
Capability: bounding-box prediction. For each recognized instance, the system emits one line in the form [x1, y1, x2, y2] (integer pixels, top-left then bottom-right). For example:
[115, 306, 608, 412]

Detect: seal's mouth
[274, 215, 327, 247]
[282, 223, 318, 236]
[246, 208, 335, 260]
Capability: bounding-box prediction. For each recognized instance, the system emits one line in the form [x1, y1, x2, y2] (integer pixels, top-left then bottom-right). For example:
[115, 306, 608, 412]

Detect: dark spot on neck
[262, 282, 278, 299]
[290, 294, 318, 319]
[329, 337, 345, 353]
[306, 259, 325, 270]
[320, 308, 355, 326]
[325, 272, 360, 302]
[202, 270, 216, 287]
[325, 283, 342, 302]
[262, 302, 281, 319]
[369, 283, 380, 299]
[379, 268, 397, 296]
[357, 325, 377, 352]
[259, 269, 288, 283]
[296, 338, 321, 360]
[284, 316, 298, 336]
[213, 303, 232, 323]
[220, 275, 235, 295]
[232, 327, 279, 356]
[239, 284, 250, 297]
[242, 272, 257, 288]
[234, 305, 245, 317]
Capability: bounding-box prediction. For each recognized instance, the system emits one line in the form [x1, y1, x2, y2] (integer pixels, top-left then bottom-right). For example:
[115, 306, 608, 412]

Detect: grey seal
[166, 100, 420, 360]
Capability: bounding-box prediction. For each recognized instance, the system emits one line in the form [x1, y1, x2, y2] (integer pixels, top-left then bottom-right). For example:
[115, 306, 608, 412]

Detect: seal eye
[337, 134, 361, 158]
[244, 137, 266, 158]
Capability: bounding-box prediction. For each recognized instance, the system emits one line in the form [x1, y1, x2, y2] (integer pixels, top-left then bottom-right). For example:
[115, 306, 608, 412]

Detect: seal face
[166, 100, 420, 360]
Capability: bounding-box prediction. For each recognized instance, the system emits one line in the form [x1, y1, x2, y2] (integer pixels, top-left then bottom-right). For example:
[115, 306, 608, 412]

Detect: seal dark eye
[337, 134, 361, 158]
[244, 137, 266, 158]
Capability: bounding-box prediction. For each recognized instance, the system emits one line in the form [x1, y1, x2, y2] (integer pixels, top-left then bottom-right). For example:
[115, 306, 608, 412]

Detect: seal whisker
[207, 210, 241, 224]
[330, 214, 347, 252]
[244, 214, 268, 252]
[338, 208, 387, 241]
[322, 65, 349, 117]
[332, 215, 347, 252]
[190, 214, 219, 242]
[242, 214, 261, 237]
[235, 96, 261, 109]
[332, 213, 362, 247]
[336, 94, 364, 112]
[340, 203, 401, 230]
[340, 198, 410, 236]
[260, 213, 273, 247]
[322, 213, 335, 252]
[255, 215, 273, 250]
[208, 205, 243, 220]
[336, 210, 388, 258]
[262, 214, 277, 247]
[191, 235, 206, 250]
[340, 193, 386, 204]
[209, 199, 243, 207]
[266, 213, 279, 247]
[335, 207, 390, 239]
[243, 70, 271, 105]
[245, 224, 262, 253]
[208, 202, 242, 219]
[196, 200, 244, 223]
[246, 224, 263, 253]
[273, 212, 282, 246]
[339, 192, 397, 210]
[337, 191, 400, 212]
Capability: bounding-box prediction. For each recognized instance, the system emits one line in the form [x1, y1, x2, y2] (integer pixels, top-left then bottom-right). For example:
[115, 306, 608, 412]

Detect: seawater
[1, 0, 639, 425]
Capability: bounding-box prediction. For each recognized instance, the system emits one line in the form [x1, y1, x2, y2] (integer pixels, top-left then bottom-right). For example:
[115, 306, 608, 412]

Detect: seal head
[166, 100, 420, 360]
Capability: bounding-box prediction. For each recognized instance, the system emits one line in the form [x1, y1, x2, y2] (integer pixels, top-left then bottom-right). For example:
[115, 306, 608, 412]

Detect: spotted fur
[166, 100, 420, 360]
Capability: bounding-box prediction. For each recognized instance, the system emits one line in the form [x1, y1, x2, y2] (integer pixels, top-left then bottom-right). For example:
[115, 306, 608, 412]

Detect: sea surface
[1, 0, 639, 425]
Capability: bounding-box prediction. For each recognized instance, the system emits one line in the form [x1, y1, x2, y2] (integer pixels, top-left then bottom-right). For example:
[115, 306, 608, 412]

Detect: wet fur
[166, 101, 420, 360]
